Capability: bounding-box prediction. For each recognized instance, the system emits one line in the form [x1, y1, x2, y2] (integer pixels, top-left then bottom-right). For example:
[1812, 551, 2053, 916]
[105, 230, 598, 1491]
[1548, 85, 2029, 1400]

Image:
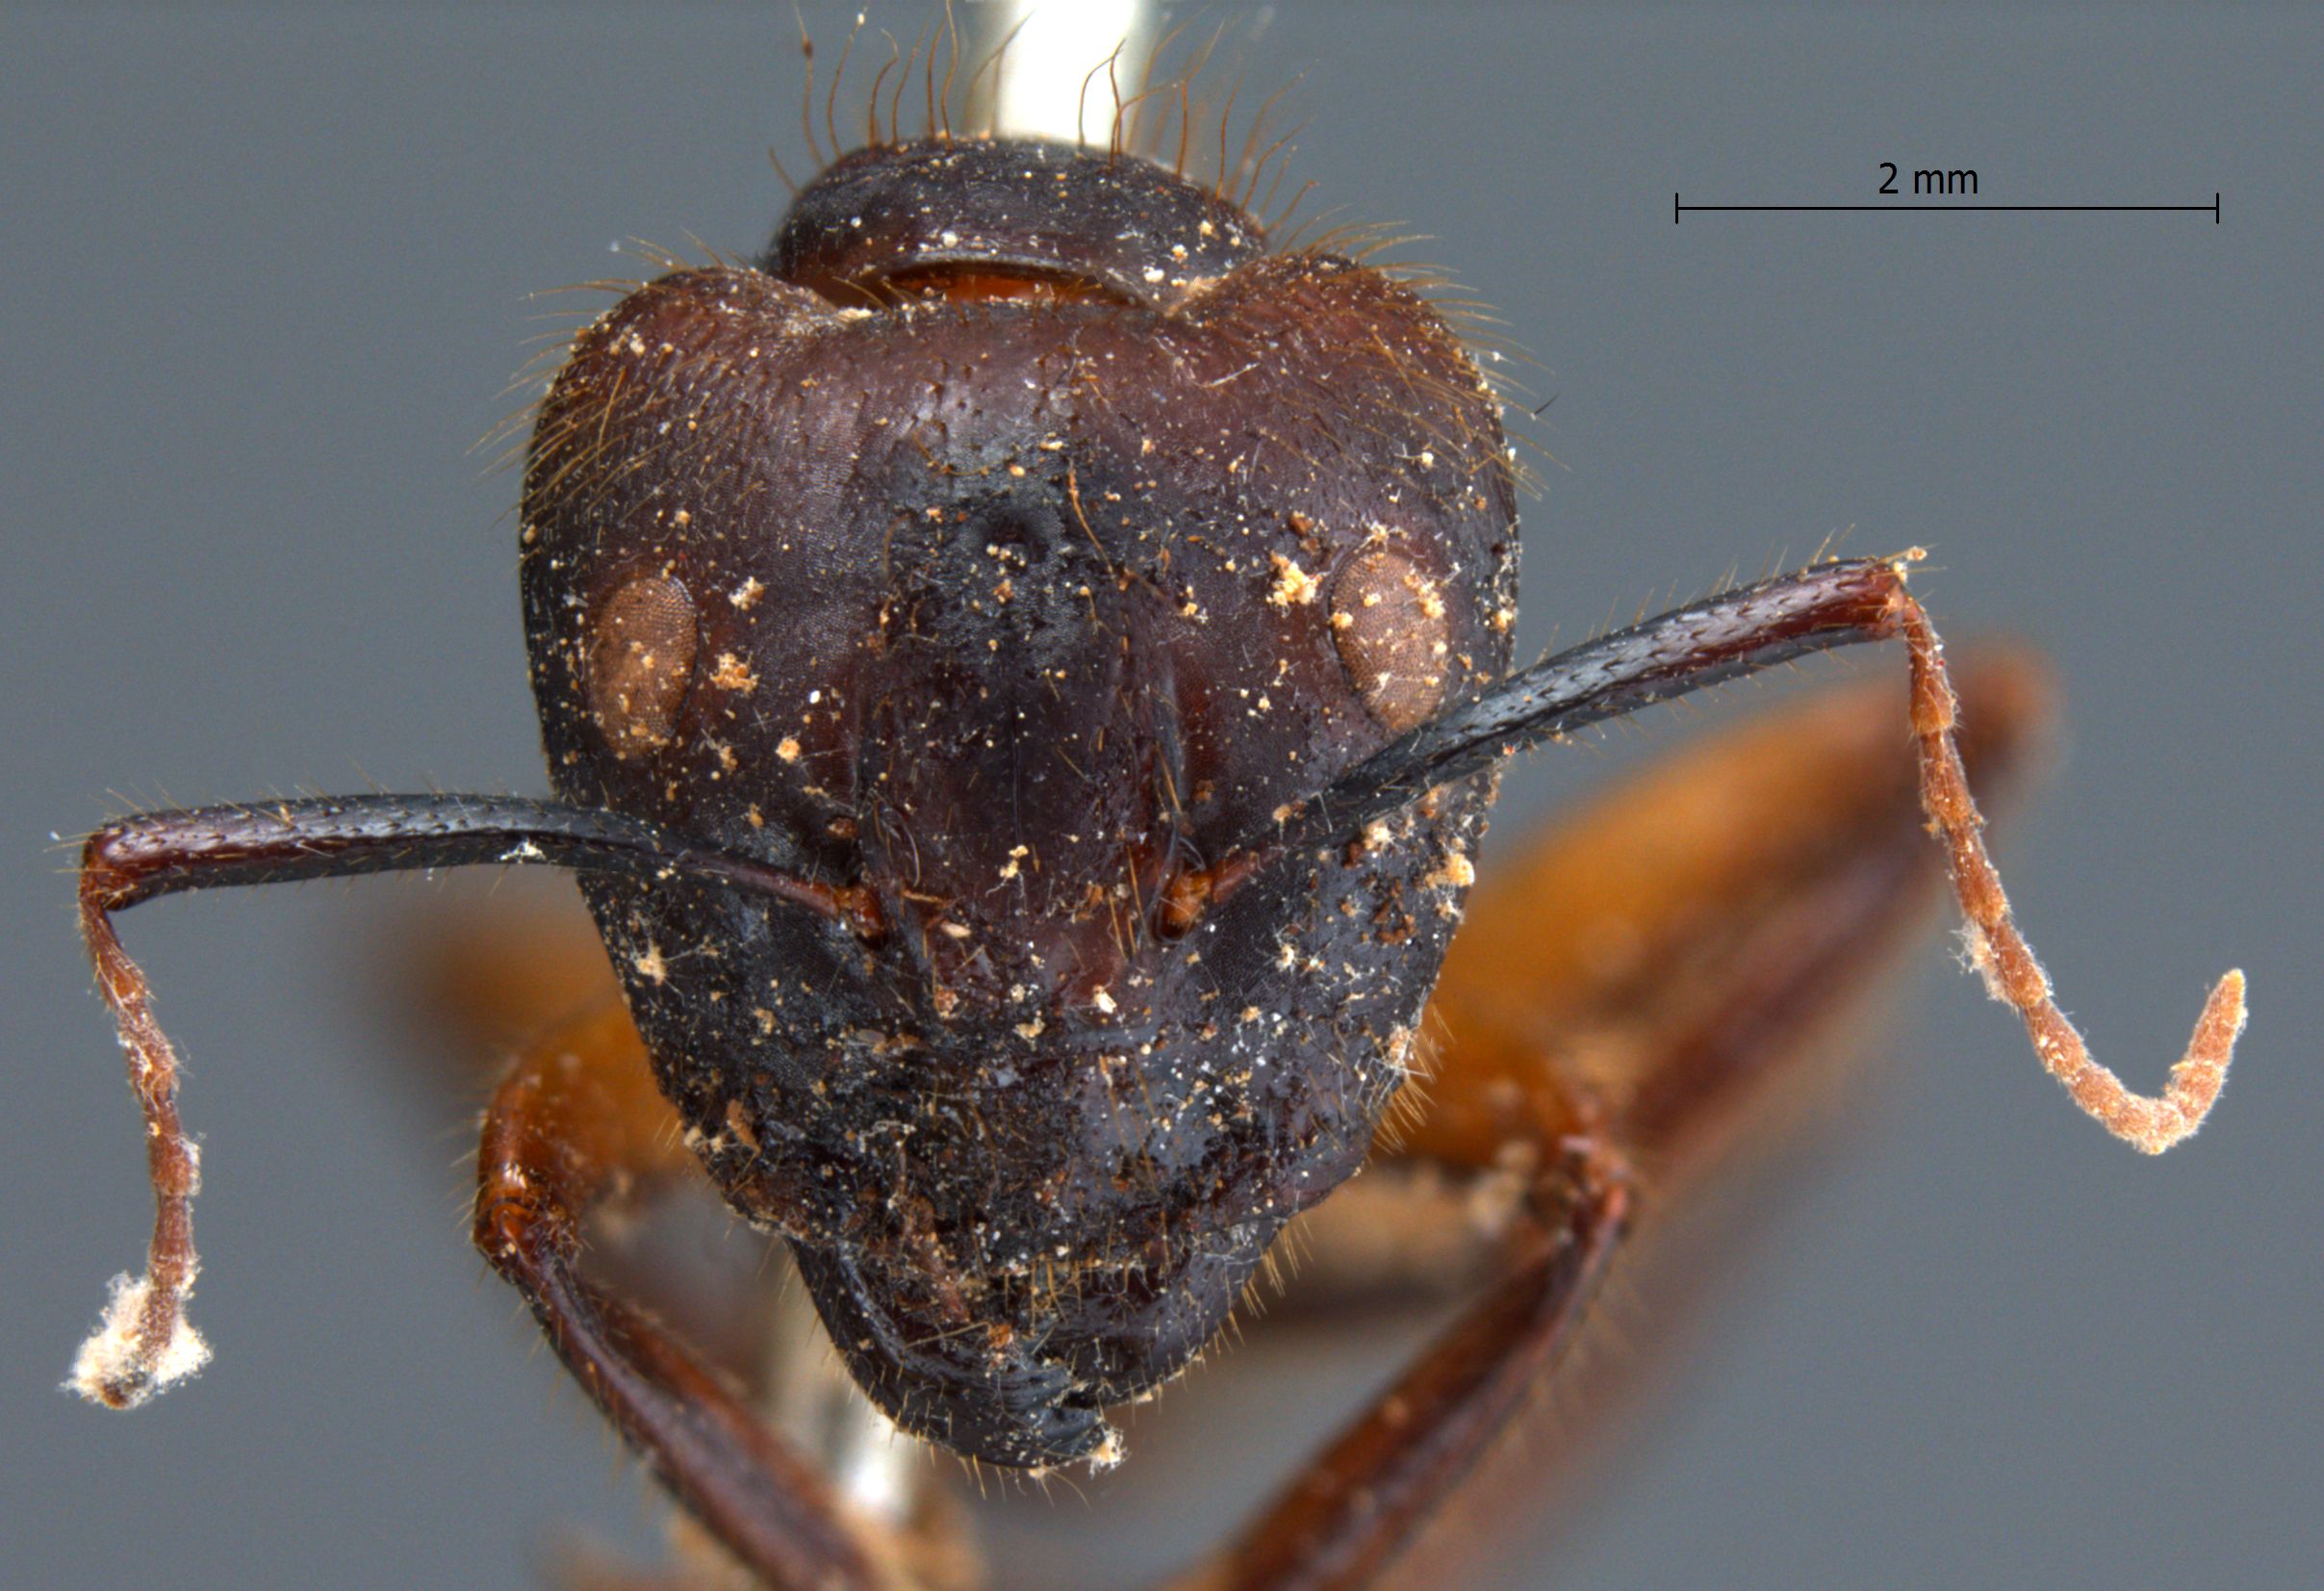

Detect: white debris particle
[68, 1273, 210, 1407]
[633, 942, 669, 984]
[728, 577, 765, 609]
[1425, 852, 1476, 890]
[1956, 923, 2011, 1004]
[1267, 553, 1321, 609]
[708, 652, 758, 692]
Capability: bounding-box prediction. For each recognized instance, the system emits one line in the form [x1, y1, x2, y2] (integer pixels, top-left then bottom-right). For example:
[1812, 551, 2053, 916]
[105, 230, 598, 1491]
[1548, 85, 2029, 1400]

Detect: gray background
[4, 5, 2317, 1588]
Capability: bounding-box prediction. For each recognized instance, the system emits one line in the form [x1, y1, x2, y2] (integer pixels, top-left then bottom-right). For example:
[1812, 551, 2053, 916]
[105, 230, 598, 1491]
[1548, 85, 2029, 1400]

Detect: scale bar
[1676, 193, 2220, 223]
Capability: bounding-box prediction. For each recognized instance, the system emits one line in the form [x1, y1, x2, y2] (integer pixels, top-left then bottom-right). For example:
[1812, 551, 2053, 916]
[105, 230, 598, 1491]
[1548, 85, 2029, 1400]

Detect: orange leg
[386, 877, 621, 1062]
[1176, 650, 2052, 1591]
[1187, 1145, 1630, 1591]
[471, 999, 890, 1591]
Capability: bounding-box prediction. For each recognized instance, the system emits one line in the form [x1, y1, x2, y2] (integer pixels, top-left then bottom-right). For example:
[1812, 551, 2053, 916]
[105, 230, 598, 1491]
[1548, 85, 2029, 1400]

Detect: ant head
[515, 135, 1516, 1465]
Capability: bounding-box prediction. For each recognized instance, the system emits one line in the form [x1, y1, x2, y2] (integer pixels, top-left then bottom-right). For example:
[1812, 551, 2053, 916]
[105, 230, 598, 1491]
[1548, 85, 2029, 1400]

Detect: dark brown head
[518, 136, 1517, 1467]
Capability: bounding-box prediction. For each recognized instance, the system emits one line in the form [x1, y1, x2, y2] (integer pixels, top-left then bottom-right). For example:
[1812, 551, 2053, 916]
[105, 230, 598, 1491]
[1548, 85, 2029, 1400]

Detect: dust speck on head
[1267, 552, 1322, 610]
[708, 652, 760, 693]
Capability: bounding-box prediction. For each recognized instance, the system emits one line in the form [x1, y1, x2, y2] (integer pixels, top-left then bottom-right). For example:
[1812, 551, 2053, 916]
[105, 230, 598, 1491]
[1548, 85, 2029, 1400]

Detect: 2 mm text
[1879, 163, 1979, 195]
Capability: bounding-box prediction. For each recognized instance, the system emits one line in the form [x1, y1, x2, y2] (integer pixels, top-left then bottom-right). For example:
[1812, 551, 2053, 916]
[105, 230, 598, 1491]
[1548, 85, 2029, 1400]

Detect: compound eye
[1330, 546, 1453, 734]
[586, 575, 698, 757]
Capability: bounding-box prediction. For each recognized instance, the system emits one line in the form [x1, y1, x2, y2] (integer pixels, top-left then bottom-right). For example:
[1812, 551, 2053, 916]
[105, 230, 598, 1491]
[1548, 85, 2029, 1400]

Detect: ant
[51, 12, 2255, 1590]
